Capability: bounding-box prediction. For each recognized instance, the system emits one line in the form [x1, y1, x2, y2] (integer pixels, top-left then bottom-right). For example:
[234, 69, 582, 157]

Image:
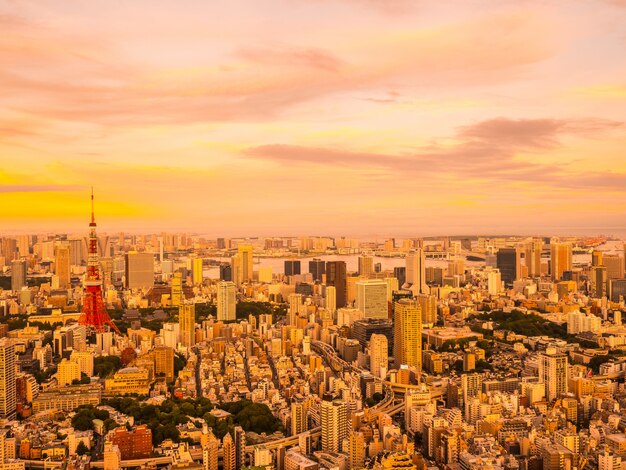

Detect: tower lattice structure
[78, 190, 120, 334]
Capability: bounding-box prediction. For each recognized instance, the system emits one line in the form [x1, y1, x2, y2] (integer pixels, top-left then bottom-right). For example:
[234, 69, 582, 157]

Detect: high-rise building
[348, 432, 366, 469]
[356, 280, 388, 319]
[416, 293, 437, 325]
[234, 426, 246, 470]
[496, 247, 519, 286]
[179, 303, 195, 348]
[406, 248, 427, 293]
[393, 266, 406, 289]
[218, 263, 232, 282]
[55, 243, 71, 289]
[235, 245, 254, 285]
[599, 451, 621, 470]
[358, 255, 374, 277]
[326, 261, 347, 308]
[592, 250, 603, 267]
[393, 298, 422, 373]
[192, 257, 203, 286]
[523, 239, 543, 278]
[11, 260, 27, 292]
[258, 266, 272, 283]
[70, 350, 94, 377]
[254, 445, 272, 468]
[309, 258, 325, 283]
[321, 397, 348, 453]
[369, 334, 388, 378]
[487, 269, 502, 296]
[291, 399, 309, 436]
[202, 431, 219, 470]
[539, 347, 568, 401]
[217, 281, 237, 322]
[153, 345, 174, 381]
[604, 255, 625, 280]
[285, 260, 301, 276]
[1, 238, 17, 262]
[171, 272, 185, 307]
[325, 286, 336, 314]
[0, 339, 16, 420]
[68, 238, 84, 266]
[592, 266, 608, 298]
[352, 319, 394, 355]
[550, 242, 572, 281]
[609, 279, 626, 303]
[125, 252, 154, 289]
[222, 433, 236, 470]
[109, 426, 153, 459]
[57, 358, 81, 386]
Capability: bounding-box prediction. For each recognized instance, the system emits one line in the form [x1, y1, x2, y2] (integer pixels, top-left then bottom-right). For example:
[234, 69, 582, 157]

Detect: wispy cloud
[244, 117, 624, 188]
[0, 184, 84, 193]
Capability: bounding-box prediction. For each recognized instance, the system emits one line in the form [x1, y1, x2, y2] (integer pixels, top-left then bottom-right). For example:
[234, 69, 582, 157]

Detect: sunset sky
[1, 0, 626, 236]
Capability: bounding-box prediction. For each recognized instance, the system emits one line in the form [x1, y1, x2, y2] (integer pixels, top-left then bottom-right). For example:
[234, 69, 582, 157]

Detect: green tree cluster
[94, 356, 122, 378]
[101, 397, 281, 444]
[472, 310, 569, 340]
[71, 405, 112, 431]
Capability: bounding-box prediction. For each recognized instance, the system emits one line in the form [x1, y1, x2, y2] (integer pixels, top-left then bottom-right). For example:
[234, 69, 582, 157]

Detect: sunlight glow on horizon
[1, 0, 626, 236]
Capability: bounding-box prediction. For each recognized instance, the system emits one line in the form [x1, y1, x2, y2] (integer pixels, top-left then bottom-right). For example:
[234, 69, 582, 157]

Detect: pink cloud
[244, 117, 624, 188]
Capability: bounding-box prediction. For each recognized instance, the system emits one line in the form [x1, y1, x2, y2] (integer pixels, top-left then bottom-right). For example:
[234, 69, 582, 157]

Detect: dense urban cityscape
[3, 0, 626, 469]
[0, 194, 624, 469]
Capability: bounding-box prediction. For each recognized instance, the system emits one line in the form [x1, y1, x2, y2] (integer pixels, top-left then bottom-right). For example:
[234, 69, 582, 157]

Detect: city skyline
[1, 0, 626, 235]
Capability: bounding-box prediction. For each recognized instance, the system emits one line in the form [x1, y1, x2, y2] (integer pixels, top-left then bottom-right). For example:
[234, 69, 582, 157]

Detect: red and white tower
[78, 190, 120, 334]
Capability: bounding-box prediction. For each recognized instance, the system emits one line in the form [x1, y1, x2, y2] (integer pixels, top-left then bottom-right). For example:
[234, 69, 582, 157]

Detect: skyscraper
[321, 397, 348, 453]
[356, 280, 388, 319]
[237, 245, 254, 284]
[393, 298, 422, 373]
[291, 399, 309, 436]
[284, 260, 301, 276]
[358, 255, 374, 277]
[55, 243, 71, 288]
[325, 286, 336, 314]
[222, 433, 236, 470]
[202, 430, 219, 470]
[171, 271, 184, 307]
[523, 239, 543, 278]
[125, 252, 155, 289]
[369, 334, 388, 378]
[10, 260, 26, 292]
[219, 263, 232, 282]
[539, 348, 568, 401]
[325, 261, 347, 308]
[416, 293, 437, 325]
[179, 303, 195, 348]
[217, 281, 237, 322]
[234, 426, 246, 470]
[592, 250, 603, 267]
[550, 242, 572, 281]
[603, 255, 625, 280]
[394, 266, 406, 289]
[309, 258, 325, 282]
[496, 247, 519, 286]
[192, 257, 203, 286]
[406, 248, 427, 293]
[592, 266, 608, 298]
[348, 432, 366, 470]
[0, 339, 16, 420]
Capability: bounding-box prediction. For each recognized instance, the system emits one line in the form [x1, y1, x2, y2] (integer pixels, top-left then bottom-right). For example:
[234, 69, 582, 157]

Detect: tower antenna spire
[91, 187, 95, 225]
[79, 188, 120, 335]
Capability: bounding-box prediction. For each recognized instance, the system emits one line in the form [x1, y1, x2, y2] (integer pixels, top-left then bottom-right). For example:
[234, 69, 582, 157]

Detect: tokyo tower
[78, 190, 120, 334]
